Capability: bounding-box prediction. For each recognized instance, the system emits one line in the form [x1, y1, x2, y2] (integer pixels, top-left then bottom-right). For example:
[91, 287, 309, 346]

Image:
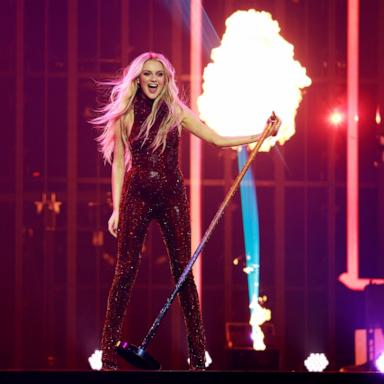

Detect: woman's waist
[123, 166, 185, 198]
[131, 153, 179, 169]
[127, 164, 182, 178]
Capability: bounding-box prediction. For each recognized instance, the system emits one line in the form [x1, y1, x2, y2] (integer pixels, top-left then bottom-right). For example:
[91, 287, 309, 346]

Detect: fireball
[197, 9, 311, 151]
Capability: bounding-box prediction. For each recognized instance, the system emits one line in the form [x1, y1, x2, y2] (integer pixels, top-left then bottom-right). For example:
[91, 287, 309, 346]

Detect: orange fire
[249, 297, 271, 350]
[198, 9, 311, 151]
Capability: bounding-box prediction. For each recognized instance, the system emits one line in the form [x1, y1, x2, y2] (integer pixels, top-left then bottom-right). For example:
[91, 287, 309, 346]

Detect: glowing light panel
[304, 353, 329, 372]
[198, 9, 311, 151]
[88, 349, 102, 371]
[190, 0, 203, 302]
[376, 352, 384, 373]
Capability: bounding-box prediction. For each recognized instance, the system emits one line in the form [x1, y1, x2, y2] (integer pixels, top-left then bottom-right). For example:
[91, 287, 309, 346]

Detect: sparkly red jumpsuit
[101, 90, 206, 370]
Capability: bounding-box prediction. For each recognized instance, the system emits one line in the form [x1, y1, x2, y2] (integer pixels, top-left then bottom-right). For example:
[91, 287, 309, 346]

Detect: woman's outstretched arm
[181, 105, 275, 148]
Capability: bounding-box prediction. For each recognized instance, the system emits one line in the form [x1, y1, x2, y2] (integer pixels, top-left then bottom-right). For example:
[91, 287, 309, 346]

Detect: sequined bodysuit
[101, 90, 206, 370]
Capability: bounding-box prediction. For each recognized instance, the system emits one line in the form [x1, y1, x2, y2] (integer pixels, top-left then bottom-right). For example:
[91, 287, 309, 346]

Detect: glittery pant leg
[101, 196, 152, 369]
[157, 192, 206, 369]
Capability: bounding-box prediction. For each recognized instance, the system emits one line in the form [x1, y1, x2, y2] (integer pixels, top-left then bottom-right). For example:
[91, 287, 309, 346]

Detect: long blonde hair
[91, 52, 184, 165]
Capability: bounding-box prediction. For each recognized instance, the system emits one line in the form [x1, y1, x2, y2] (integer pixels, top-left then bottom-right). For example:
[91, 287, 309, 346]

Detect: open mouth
[148, 82, 158, 92]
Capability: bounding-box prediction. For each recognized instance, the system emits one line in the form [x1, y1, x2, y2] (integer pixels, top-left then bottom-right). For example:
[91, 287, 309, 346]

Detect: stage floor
[1, 371, 384, 384]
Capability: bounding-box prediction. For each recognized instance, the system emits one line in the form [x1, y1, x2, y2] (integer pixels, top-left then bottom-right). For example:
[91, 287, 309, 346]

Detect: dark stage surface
[1, 371, 384, 384]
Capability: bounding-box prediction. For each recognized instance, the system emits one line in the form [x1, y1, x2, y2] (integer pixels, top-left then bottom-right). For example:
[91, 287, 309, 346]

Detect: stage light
[376, 352, 384, 373]
[329, 110, 344, 126]
[88, 349, 102, 371]
[304, 353, 329, 372]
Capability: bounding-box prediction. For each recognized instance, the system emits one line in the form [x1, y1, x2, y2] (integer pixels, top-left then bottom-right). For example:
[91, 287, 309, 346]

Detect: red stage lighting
[329, 110, 344, 126]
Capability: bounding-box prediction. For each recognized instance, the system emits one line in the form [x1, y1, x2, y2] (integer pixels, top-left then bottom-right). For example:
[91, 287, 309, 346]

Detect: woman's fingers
[269, 114, 281, 137]
[108, 216, 118, 238]
[110, 226, 117, 238]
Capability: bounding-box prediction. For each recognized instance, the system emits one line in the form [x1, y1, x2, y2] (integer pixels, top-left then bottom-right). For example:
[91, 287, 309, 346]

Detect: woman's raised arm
[181, 105, 266, 148]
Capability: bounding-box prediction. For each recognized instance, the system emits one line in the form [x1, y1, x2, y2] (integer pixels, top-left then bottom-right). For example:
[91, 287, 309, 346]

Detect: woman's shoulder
[179, 103, 197, 123]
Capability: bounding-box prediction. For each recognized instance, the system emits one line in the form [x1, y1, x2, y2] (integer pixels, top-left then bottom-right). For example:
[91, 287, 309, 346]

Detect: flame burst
[197, 9, 311, 151]
[249, 297, 271, 350]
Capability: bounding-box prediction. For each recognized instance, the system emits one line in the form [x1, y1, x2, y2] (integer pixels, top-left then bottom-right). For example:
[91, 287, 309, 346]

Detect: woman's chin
[142, 88, 160, 100]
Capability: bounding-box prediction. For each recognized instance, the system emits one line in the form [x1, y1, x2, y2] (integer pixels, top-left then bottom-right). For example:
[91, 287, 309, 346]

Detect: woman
[93, 52, 272, 371]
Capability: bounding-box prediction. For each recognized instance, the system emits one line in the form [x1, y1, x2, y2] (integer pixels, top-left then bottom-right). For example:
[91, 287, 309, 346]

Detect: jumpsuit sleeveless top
[123, 89, 185, 213]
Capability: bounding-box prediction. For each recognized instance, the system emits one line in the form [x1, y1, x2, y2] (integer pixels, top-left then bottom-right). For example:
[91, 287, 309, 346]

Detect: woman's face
[138, 59, 166, 100]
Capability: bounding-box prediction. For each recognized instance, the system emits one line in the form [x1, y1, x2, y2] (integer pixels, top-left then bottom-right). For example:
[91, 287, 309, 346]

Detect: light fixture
[304, 353, 329, 372]
[376, 352, 384, 373]
[88, 349, 102, 371]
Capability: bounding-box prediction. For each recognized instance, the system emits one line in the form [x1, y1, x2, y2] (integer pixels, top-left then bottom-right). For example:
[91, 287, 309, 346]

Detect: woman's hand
[181, 106, 282, 148]
[267, 111, 282, 137]
[108, 210, 119, 238]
